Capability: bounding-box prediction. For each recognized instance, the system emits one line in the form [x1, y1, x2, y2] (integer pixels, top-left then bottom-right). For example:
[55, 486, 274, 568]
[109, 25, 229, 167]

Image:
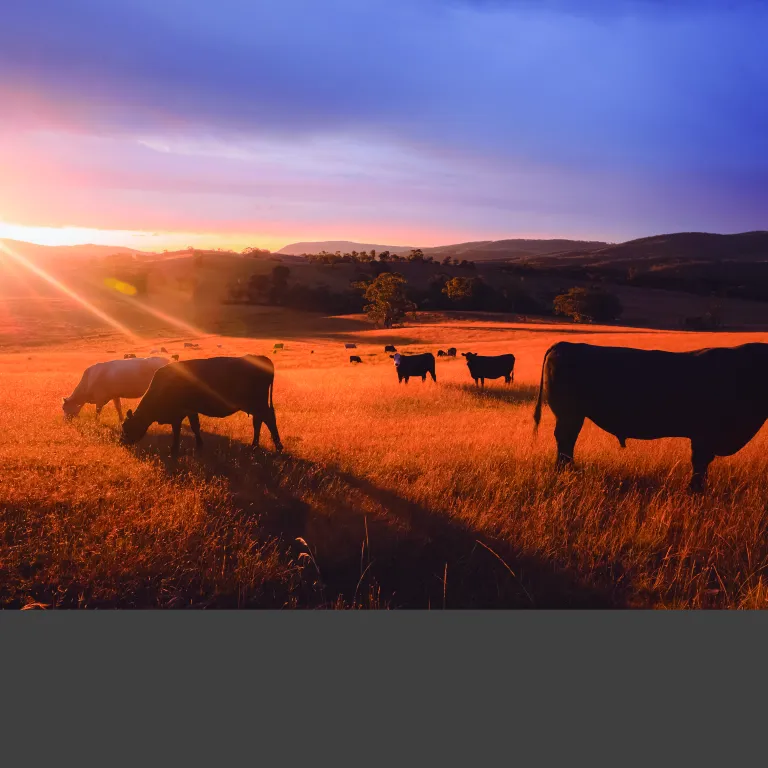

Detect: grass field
[4, 292, 768, 609]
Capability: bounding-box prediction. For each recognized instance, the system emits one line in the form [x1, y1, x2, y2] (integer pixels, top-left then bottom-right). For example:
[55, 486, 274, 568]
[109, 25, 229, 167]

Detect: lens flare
[0, 242, 140, 341]
[104, 277, 138, 296]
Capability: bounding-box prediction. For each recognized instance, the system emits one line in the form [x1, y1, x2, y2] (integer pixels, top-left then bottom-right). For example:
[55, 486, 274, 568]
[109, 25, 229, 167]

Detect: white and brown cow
[62, 356, 169, 423]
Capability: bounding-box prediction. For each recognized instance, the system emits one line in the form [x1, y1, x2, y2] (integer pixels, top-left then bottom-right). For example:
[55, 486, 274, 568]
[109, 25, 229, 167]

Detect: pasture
[3, 300, 768, 608]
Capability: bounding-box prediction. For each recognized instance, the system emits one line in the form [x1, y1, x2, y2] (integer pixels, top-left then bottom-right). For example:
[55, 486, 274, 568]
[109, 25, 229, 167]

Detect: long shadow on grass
[445, 382, 540, 406]
[128, 426, 632, 609]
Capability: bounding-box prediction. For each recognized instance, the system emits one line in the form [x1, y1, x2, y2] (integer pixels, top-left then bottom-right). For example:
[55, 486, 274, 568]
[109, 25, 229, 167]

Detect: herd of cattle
[61, 340, 768, 492]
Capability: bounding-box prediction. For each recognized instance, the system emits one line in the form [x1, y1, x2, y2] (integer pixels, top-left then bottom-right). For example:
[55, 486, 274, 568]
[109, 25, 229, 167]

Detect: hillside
[277, 240, 414, 256]
[0, 238, 146, 264]
[518, 231, 768, 269]
[421, 238, 610, 261]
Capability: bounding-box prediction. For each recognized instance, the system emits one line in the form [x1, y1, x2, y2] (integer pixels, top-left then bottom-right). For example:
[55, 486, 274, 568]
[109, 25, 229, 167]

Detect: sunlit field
[3, 295, 768, 608]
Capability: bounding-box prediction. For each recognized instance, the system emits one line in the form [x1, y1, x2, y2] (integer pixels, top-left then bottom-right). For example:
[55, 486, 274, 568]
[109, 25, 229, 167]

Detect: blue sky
[0, 0, 765, 250]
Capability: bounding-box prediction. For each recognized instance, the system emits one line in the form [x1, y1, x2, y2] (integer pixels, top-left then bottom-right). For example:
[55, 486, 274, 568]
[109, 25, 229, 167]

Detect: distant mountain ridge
[277, 240, 415, 256]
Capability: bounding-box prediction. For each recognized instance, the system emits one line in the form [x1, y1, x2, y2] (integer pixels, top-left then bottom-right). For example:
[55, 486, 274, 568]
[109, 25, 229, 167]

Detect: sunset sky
[1, 0, 766, 252]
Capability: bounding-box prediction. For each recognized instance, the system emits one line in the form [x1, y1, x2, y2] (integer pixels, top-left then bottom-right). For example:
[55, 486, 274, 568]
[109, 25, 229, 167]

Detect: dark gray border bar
[3, 612, 765, 764]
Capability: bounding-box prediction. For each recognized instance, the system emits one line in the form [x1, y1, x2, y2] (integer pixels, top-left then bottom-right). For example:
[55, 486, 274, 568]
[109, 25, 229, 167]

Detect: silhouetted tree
[553, 286, 623, 323]
[354, 272, 415, 328]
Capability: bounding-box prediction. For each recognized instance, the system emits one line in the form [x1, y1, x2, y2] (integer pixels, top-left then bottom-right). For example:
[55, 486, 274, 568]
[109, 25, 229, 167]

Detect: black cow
[384, 345, 397, 353]
[462, 352, 515, 388]
[437, 350, 446, 357]
[121, 355, 282, 456]
[123, 353, 136, 359]
[533, 341, 768, 491]
[349, 355, 362, 363]
[171, 354, 180, 361]
[390, 352, 436, 384]
[446, 348, 457, 357]
[345, 343, 357, 349]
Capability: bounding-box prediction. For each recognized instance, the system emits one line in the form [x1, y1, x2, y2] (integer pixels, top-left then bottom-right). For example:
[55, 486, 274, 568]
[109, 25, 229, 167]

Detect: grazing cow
[446, 348, 457, 357]
[390, 352, 436, 384]
[345, 343, 357, 349]
[183, 342, 195, 349]
[160, 347, 169, 353]
[124, 353, 136, 359]
[533, 341, 768, 491]
[384, 345, 397, 353]
[349, 355, 362, 363]
[462, 352, 515, 388]
[273, 343, 284, 350]
[63, 356, 169, 423]
[437, 350, 446, 357]
[121, 355, 282, 456]
[171, 354, 180, 361]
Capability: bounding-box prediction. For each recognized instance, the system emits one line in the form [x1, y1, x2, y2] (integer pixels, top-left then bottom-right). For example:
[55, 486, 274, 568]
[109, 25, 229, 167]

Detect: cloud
[0, 0, 766, 241]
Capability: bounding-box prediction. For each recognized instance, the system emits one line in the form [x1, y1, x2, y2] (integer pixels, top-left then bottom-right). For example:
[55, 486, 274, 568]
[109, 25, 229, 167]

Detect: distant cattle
[183, 342, 197, 349]
[273, 343, 284, 350]
[349, 355, 363, 363]
[462, 352, 515, 388]
[171, 354, 180, 361]
[124, 353, 137, 359]
[122, 355, 282, 457]
[446, 348, 457, 357]
[533, 341, 768, 491]
[345, 343, 357, 349]
[63, 356, 169, 423]
[437, 350, 446, 357]
[390, 352, 436, 384]
[384, 345, 397, 353]
[160, 347, 169, 353]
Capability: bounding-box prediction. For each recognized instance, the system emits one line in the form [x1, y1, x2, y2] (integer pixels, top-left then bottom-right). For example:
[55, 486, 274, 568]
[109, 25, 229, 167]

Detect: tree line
[227, 265, 624, 327]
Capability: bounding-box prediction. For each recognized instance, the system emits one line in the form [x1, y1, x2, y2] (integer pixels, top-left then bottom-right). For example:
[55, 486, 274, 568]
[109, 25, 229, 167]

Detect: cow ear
[126, 409, 133, 419]
[62, 397, 68, 403]
[389, 354, 394, 358]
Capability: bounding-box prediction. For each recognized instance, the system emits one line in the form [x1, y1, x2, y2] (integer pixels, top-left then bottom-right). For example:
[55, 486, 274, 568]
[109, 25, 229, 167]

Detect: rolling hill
[277, 240, 415, 256]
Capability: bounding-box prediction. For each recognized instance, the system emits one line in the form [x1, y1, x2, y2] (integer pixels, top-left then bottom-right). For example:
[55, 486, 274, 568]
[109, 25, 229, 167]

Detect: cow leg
[95, 404, 103, 420]
[422, 374, 426, 382]
[113, 398, 124, 423]
[690, 443, 714, 493]
[170, 420, 182, 457]
[263, 407, 283, 453]
[251, 413, 263, 449]
[430, 369, 436, 383]
[554, 415, 585, 469]
[187, 412, 203, 451]
[481, 378, 485, 389]
[404, 377, 409, 384]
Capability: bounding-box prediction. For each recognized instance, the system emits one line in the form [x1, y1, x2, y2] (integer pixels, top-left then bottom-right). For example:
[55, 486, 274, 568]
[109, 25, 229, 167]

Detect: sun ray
[0, 242, 141, 342]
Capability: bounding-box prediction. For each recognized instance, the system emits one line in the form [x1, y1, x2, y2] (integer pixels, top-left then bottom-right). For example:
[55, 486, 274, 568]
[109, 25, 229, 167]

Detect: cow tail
[533, 346, 552, 435]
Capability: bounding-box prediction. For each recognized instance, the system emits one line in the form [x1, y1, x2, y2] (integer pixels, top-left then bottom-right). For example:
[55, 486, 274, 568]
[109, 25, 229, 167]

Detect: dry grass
[4, 301, 768, 608]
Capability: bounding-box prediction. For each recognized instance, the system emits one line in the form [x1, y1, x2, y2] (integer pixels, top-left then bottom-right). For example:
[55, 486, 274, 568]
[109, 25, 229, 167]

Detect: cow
[384, 345, 397, 353]
[345, 343, 357, 349]
[160, 347, 169, 353]
[390, 352, 436, 384]
[63, 356, 169, 423]
[446, 348, 457, 357]
[437, 350, 446, 357]
[273, 343, 284, 350]
[121, 355, 282, 457]
[183, 342, 199, 349]
[123, 353, 136, 359]
[533, 341, 768, 492]
[349, 355, 363, 363]
[462, 352, 515, 388]
[171, 354, 180, 361]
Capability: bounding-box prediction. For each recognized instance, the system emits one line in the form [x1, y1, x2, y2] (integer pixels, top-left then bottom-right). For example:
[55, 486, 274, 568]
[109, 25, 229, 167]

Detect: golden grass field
[4, 289, 768, 608]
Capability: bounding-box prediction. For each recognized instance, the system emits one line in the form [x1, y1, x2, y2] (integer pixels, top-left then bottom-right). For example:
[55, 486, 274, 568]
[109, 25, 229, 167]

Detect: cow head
[120, 408, 145, 445]
[391, 353, 402, 367]
[462, 352, 477, 360]
[61, 397, 83, 418]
